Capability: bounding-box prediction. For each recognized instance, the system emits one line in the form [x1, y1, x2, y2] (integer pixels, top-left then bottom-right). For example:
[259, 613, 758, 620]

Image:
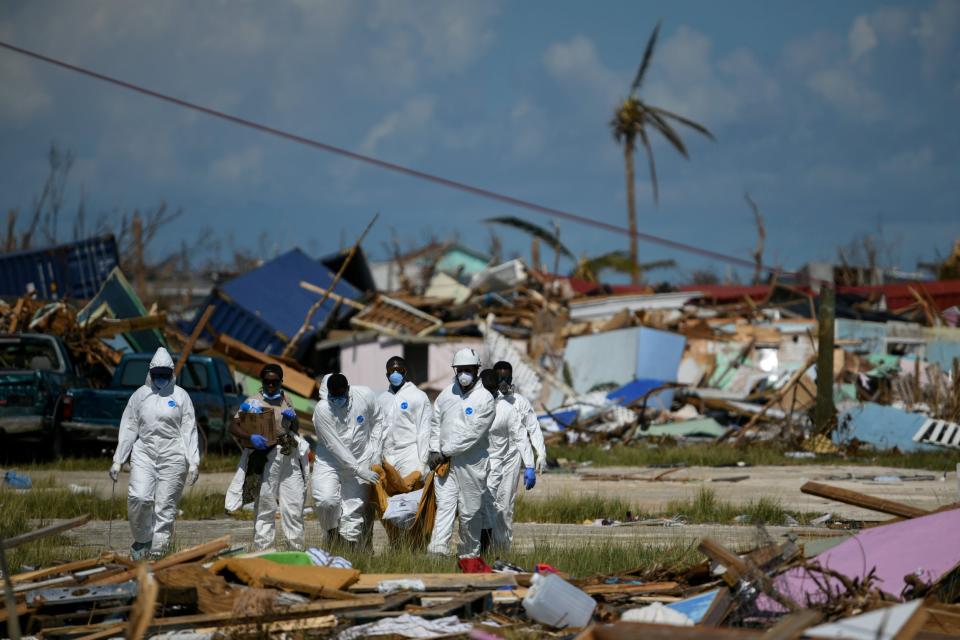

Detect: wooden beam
[800, 481, 928, 519]
[349, 572, 516, 592]
[213, 333, 317, 399]
[90, 536, 230, 586]
[763, 609, 822, 640]
[1, 515, 91, 550]
[299, 281, 367, 310]
[91, 314, 167, 338]
[174, 304, 215, 378]
[10, 556, 102, 585]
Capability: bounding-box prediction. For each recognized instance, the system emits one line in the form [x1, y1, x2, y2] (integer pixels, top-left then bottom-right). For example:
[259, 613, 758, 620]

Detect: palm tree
[611, 21, 714, 286]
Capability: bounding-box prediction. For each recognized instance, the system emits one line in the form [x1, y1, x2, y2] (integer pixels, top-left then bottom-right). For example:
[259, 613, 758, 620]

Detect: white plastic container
[522, 572, 596, 629]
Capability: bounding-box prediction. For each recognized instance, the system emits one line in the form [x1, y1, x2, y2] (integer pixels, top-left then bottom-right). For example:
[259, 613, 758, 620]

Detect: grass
[550, 442, 960, 471]
[336, 539, 702, 577]
[515, 488, 817, 526]
[15, 452, 239, 473]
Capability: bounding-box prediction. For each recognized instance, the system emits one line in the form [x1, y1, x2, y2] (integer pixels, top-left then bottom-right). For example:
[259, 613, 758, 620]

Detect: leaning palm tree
[611, 21, 714, 286]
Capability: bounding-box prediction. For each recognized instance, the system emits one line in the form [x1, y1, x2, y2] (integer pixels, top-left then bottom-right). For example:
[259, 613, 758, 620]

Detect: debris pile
[4, 481, 960, 638]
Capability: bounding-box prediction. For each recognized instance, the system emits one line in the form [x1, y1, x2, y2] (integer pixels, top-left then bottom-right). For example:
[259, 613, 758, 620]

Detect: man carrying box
[227, 364, 309, 550]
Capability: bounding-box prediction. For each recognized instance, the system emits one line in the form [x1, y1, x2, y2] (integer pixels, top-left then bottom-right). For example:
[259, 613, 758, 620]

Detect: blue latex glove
[524, 467, 536, 490]
[281, 408, 296, 420]
[250, 434, 268, 450]
[239, 401, 251, 412]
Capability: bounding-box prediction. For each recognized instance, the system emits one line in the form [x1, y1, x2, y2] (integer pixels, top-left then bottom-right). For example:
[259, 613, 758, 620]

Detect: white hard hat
[451, 348, 481, 367]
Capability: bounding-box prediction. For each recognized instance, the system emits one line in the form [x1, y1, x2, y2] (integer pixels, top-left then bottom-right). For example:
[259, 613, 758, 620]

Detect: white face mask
[457, 372, 474, 388]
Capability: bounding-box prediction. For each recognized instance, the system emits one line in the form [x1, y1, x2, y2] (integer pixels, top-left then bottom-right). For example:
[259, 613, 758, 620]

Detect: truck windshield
[0, 338, 62, 372]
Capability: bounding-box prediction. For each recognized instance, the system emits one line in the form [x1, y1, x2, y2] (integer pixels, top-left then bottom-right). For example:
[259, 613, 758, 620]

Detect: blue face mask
[153, 375, 172, 387]
[329, 395, 348, 408]
[388, 372, 404, 387]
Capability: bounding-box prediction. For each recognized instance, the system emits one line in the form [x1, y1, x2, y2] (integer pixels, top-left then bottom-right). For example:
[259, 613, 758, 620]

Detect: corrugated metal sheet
[194, 249, 361, 355]
[0, 235, 119, 300]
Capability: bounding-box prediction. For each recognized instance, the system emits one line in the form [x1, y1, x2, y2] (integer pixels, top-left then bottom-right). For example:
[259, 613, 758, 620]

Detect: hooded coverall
[502, 391, 547, 473]
[311, 384, 383, 543]
[225, 391, 309, 550]
[426, 380, 495, 558]
[378, 381, 433, 478]
[483, 395, 535, 550]
[112, 348, 199, 555]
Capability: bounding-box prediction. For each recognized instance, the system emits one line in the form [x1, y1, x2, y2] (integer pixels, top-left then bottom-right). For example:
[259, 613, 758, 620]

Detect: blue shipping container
[0, 235, 119, 300]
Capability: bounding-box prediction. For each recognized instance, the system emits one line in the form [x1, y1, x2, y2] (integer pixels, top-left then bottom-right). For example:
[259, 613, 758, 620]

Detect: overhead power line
[0, 40, 792, 277]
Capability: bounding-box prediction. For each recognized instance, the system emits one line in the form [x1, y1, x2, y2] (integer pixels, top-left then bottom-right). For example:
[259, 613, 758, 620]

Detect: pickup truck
[61, 353, 246, 455]
[0, 333, 88, 455]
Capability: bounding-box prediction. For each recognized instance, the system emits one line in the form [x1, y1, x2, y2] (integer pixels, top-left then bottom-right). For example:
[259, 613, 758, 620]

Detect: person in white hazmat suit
[225, 364, 310, 550]
[426, 348, 496, 558]
[311, 373, 383, 546]
[478, 369, 535, 552]
[109, 347, 200, 560]
[493, 361, 548, 474]
[378, 356, 432, 478]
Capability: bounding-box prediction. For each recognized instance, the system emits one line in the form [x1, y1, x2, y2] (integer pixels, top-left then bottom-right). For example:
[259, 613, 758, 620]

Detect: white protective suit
[311, 381, 383, 543]
[426, 380, 495, 558]
[112, 348, 200, 555]
[225, 392, 309, 550]
[503, 391, 547, 474]
[378, 381, 432, 478]
[483, 395, 535, 550]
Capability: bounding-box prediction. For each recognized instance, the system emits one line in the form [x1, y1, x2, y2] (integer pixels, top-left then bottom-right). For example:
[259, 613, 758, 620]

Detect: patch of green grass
[17, 452, 240, 473]
[514, 493, 649, 524]
[338, 539, 702, 577]
[514, 489, 816, 526]
[550, 442, 959, 471]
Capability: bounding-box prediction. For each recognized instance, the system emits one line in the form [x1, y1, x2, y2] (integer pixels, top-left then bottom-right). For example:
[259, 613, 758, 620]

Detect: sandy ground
[33, 462, 958, 521]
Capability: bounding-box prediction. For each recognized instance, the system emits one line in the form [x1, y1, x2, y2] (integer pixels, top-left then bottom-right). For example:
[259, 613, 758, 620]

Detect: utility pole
[814, 285, 836, 433]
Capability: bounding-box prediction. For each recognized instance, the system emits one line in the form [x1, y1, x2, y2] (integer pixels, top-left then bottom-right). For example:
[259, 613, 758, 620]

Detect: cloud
[849, 16, 878, 60]
[360, 96, 436, 154]
[646, 28, 779, 125]
[365, 0, 499, 87]
[0, 54, 51, 120]
[916, 0, 960, 70]
[210, 146, 264, 184]
[509, 97, 546, 158]
[542, 35, 621, 102]
[806, 67, 886, 121]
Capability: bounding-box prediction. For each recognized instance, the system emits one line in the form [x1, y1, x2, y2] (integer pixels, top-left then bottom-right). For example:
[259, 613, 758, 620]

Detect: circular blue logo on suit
[356, 415, 365, 424]
[400, 401, 409, 410]
[167, 400, 177, 407]
[465, 407, 473, 415]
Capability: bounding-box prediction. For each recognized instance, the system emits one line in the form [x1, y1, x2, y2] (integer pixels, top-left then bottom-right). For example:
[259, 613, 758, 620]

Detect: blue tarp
[194, 249, 361, 356]
[835, 402, 935, 452]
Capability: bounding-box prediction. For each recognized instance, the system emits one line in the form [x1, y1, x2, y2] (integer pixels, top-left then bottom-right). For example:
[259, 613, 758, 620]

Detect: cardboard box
[235, 409, 277, 446]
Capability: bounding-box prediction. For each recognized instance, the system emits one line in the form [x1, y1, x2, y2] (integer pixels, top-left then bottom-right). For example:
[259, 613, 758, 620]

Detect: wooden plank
[763, 609, 822, 640]
[10, 557, 102, 585]
[126, 564, 158, 640]
[801, 481, 928, 519]
[2, 515, 91, 550]
[148, 595, 386, 631]
[174, 304, 215, 378]
[73, 624, 126, 640]
[581, 582, 680, 596]
[90, 536, 230, 586]
[259, 575, 360, 600]
[299, 281, 367, 310]
[214, 333, 316, 398]
[91, 314, 167, 338]
[349, 573, 517, 592]
[197, 614, 337, 635]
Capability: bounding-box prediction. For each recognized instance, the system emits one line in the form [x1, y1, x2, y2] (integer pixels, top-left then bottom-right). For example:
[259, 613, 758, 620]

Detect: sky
[1, 1, 958, 282]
